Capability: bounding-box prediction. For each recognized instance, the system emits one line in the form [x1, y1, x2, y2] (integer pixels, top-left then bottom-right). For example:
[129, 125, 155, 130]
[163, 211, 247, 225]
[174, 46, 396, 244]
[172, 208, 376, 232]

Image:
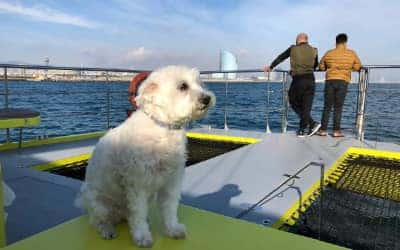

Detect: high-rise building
[220, 50, 238, 79]
[211, 50, 238, 79]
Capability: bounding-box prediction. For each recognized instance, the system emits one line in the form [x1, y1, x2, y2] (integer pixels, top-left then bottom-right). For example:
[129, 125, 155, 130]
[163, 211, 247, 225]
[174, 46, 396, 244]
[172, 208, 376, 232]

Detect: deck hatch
[287, 153, 400, 250]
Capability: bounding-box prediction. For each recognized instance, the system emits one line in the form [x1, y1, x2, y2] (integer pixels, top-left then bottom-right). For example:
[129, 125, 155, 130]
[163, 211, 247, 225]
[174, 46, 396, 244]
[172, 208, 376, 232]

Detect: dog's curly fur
[75, 65, 215, 247]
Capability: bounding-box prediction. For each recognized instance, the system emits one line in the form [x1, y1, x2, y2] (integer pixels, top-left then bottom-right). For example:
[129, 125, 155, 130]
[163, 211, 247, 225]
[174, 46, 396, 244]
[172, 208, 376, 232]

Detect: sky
[0, 0, 399, 80]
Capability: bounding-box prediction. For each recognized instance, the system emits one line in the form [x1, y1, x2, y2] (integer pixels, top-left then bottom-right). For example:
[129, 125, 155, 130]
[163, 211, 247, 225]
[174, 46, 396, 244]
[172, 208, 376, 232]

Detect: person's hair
[336, 33, 348, 44]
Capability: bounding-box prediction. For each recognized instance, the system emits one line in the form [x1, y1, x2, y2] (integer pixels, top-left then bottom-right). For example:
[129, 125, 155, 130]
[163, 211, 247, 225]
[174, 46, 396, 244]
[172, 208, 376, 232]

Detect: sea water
[0, 81, 399, 144]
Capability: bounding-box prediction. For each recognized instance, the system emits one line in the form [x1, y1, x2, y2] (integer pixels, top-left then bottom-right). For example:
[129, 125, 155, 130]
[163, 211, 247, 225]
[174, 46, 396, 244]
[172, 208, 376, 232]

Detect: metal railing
[355, 68, 369, 141]
[0, 64, 293, 143]
[1, 63, 399, 144]
[355, 65, 400, 142]
[200, 69, 289, 133]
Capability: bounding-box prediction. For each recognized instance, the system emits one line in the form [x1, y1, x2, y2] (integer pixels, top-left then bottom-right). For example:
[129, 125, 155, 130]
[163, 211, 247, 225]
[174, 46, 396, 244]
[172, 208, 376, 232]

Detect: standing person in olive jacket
[318, 33, 362, 137]
[264, 33, 321, 137]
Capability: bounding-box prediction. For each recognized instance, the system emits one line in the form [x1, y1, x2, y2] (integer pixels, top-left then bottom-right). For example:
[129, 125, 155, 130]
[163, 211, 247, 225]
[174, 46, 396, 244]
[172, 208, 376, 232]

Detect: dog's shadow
[181, 184, 242, 217]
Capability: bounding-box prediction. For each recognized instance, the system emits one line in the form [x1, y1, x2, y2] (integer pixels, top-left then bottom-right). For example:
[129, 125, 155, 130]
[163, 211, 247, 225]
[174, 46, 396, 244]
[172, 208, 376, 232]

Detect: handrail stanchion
[355, 69, 363, 138]
[356, 68, 369, 141]
[374, 116, 379, 148]
[224, 73, 229, 131]
[3, 67, 10, 143]
[281, 72, 289, 133]
[106, 72, 111, 129]
[352, 72, 362, 135]
[265, 72, 271, 134]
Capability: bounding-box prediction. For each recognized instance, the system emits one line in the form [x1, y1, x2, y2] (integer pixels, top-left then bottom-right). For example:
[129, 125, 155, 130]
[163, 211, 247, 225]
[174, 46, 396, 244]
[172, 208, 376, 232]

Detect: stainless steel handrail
[363, 65, 400, 69]
[3, 67, 10, 142]
[0, 63, 147, 73]
[281, 72, 289, 133]
[0, 63, 288, 74]
[223, 73, 229, 130]
[0, 64, 292, 142]
[2, 63, 399, 142]
[1, 62, 399, 73]
[356, 68, 369, 141]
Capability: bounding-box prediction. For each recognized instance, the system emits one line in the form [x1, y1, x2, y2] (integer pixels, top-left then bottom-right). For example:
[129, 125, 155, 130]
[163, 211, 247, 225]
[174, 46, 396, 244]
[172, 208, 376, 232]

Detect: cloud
[124, 47, 154, 62]
[82, 47, 110, 66]
[236, 48, 249, 58]
[0, 1, 97, 28]
[119, 46, 213, 69]
[80, 44, 217, 70]
[3, 0, 400, 80]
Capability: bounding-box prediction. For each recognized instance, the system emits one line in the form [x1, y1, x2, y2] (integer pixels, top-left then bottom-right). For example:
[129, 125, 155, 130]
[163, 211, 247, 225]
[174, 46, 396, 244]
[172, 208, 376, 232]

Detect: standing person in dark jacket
[318, 33, 362, 137]
[264, 33, 321, 137]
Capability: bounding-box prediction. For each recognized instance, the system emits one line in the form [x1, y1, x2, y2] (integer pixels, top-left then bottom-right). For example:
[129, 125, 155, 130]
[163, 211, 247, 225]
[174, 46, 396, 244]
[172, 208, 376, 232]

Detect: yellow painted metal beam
[186, 132, 260, 144]
[0, 116, 41, 129]
[347, 147, 400, 159]
[0, 131, 105, 152]
[32, 153, 92, 171]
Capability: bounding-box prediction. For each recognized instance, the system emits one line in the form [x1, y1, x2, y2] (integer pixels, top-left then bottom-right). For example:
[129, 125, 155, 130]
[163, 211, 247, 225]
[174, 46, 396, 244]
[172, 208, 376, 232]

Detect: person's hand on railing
[263, 65, 272, 73]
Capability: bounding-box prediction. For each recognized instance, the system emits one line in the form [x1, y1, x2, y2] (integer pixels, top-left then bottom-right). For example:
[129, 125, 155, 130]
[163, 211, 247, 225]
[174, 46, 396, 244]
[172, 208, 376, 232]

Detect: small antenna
[44, 57, 50, 79]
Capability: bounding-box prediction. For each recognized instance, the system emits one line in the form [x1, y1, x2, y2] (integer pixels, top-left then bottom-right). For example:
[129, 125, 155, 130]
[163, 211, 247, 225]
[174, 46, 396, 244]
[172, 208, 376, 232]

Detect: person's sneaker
[308, 122, 321, 136]
[297, 129, 306, 138]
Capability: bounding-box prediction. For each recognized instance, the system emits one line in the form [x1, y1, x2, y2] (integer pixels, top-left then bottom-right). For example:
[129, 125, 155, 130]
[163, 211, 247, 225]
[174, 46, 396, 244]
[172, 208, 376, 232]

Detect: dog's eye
[178, 82, 189, 92]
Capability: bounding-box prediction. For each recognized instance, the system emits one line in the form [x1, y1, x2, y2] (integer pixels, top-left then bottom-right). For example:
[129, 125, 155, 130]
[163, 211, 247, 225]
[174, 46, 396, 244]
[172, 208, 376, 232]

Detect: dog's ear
[136, 82, 158, 108]
[142, 82, 158, 95]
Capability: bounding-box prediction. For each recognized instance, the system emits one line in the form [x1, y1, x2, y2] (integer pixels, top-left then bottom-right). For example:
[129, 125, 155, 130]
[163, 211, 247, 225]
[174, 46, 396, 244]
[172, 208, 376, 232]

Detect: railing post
[356, 68, 369, 141]
[224, 73, 229, 130]
[106, 72, 111, 129]
[3, 67, 10, 143]
[265, 72, 271, 134]
[281, 72, 289, 133]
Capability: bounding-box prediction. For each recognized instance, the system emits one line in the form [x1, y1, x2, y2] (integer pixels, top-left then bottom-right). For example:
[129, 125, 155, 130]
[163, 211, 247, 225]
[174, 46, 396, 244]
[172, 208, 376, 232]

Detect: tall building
[220, 50, 238, 79]
[211, 50, 238, 79]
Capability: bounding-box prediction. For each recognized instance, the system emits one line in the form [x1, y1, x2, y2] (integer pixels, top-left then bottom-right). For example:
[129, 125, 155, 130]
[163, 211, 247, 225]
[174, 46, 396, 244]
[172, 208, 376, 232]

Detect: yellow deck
[3, 205, 344, 250]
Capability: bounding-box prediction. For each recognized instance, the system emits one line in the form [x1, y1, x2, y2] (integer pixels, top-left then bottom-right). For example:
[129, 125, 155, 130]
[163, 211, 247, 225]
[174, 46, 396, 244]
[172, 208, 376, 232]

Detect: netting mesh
[336, 154, 400, 201]
[288, 154, 400, 250]
[48, 138, 247, 180]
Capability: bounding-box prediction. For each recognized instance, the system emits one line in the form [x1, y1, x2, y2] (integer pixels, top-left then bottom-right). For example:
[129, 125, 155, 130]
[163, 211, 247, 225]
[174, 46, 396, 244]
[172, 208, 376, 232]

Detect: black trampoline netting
[288, 154, 400, 250]
[48, 138, 248, 180]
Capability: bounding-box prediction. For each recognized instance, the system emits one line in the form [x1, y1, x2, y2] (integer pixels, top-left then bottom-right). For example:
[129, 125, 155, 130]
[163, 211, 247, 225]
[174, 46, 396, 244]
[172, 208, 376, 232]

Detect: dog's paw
[132, 230, 153, 248]
[166, 223, 187, 239]
[98, 224, 118, 240]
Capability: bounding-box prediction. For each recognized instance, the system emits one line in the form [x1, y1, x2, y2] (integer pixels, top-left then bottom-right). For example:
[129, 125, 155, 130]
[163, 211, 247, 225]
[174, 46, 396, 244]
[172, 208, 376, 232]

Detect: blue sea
[1, 81, 399, 144]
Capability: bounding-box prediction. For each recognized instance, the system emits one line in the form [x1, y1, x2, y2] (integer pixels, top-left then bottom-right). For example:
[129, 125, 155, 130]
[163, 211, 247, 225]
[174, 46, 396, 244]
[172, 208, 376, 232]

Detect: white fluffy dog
[76, 65, 215, 247]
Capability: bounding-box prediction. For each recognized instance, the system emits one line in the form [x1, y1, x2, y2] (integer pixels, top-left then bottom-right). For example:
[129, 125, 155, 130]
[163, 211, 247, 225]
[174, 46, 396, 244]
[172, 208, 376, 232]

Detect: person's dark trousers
[320, 80, 349, 131]
[288, 73, 316, 131]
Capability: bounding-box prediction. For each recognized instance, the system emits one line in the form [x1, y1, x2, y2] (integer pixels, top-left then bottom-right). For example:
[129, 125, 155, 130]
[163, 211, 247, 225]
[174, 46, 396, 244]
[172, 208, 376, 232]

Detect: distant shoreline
[202, 79, 270, 83]
[1, 77, 397, 84]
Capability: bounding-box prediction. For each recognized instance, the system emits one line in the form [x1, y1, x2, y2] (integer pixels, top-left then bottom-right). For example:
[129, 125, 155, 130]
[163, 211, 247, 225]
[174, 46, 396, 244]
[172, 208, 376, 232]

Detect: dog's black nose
[200, 94, 211, 105]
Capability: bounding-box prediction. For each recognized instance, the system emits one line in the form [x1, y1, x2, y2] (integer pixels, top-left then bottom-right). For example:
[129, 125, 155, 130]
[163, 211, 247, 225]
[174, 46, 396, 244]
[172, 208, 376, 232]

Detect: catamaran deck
[1, 128, 399, 248]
